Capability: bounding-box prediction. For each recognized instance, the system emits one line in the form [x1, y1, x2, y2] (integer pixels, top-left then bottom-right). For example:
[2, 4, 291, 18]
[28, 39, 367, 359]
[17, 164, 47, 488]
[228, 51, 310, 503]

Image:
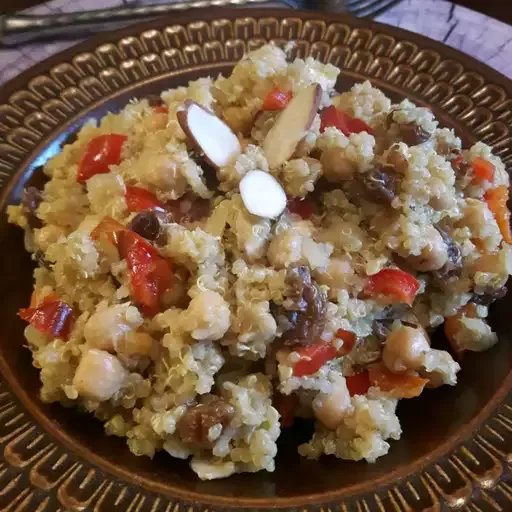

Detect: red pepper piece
[320, 106, 374, 136]
[152, 105, 169, 114]
[368, 364, 428, 398]
[19, 299, 74, 339]
[472, 157, 495, 184]
[287, 197, 314, 219]
[292, 340, 338, 377]
[118, 230, 172, 316]
[364, 268, 420, 305]
[346, 371, 371, 396]
[263, 88, 293, 111]
[336, 329, 357, 356]
[274, 393, 298, 428]
[484, 185, 512, 244]
[90, 216, 126, 246]
[125, 186, 165, 213]
[77, 134, 127, 184]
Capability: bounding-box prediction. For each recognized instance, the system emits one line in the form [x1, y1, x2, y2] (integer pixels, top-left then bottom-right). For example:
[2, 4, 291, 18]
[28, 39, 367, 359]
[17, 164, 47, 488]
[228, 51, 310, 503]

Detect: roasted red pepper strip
[90, 216, 126, 246]
[336, 328, 357, 356]
[91, 216, 171, 315]
[320, 106, 374, 136]
[484, 185, 512, 244]
[472, 157, 495, 184]
[19, 299, 74, 339]
[118, 230, 172, 316]
[77, 134, 127, 184]
[292, 341, 338, 377]
[368, 364, 428, 398]
[451, 154, 466, 173]
[364, 268, 420, 305]
[263, 88, 293, 111]
[346, 371, 371, 396]
[152, 105, 169, 114]
[287, 197, 314, 220]
[274, 392, 298, 428]
[125, 186, 165, 213]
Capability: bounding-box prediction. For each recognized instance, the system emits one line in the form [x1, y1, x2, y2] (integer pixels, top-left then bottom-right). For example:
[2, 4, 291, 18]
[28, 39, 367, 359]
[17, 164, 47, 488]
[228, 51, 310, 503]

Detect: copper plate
[0, 8, 511, 512]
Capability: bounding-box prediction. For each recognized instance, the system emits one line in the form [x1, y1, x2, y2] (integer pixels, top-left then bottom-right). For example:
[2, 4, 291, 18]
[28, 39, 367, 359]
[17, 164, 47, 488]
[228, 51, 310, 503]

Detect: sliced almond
[263, 83, 322, 168]
[239, 169, 287, 219]
[177, 100, 241, 168]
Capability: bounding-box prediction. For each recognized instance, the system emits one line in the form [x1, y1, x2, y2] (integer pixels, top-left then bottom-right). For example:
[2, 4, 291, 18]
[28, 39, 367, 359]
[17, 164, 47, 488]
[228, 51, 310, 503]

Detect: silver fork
[0, 0, 400, 46]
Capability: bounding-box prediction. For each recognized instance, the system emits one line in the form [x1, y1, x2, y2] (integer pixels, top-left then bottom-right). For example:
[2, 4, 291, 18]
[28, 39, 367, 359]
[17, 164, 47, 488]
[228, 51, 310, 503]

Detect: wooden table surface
[3, 0, 512, 24]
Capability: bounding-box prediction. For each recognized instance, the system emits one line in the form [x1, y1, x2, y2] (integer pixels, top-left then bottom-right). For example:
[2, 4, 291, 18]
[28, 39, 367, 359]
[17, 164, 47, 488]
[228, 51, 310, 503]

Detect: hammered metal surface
[0, 9, 511, 512]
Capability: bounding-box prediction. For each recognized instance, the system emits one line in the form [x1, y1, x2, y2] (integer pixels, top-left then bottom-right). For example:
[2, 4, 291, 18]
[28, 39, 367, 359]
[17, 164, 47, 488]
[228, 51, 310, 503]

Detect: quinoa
[9, 43, 511, 480]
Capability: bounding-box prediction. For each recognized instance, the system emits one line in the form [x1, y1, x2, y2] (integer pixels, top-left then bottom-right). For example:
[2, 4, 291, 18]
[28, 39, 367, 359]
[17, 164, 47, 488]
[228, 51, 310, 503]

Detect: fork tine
[346, 0, 401, 17]
[311, 0, 401, 18]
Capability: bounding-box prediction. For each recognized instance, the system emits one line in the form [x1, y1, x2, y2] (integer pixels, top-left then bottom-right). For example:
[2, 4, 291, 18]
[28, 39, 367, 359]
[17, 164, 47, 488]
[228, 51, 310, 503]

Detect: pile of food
[9, 43, 511, 480]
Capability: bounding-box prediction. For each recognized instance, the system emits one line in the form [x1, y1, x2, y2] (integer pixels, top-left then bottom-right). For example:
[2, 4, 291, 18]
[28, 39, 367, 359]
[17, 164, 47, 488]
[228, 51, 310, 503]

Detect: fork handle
[0, 0, 288, 46]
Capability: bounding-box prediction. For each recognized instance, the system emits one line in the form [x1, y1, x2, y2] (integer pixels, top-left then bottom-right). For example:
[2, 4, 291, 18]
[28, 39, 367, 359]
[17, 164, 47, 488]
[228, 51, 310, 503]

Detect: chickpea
[383, 325, 430, 373]
[421, 349, 460, 388]
[267, 229, 303, 269]
[386, 145, 408, 173]
[315, 258, 354, 299]
[119, 332, 154, 357]
[84, 304, 143, 353]
[222, 106, 254, 136]
[312, 379, 351, 430]
[472, 249, 509, 289]
[406, 226, 448, 272]
[321, 148, 357, 181]
[429, 193, 457, 211]
[143, 110, 168, 132]
[461, 199, 501, 251]
[162, 266, 189, 309]
[73, 349, 128, 401]
[184, 290, 231, 341]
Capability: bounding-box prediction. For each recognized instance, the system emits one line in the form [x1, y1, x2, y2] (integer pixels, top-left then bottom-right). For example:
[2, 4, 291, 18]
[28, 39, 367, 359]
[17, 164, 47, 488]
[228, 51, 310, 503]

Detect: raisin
[146, 94, 165, 107]
[472, 286, 507, 306]
[399, 122, 432, 146]
[166, 193, 211, 224]
[280, 264, 328, 347]
[433, 227, 462, 279]
[351, 166, 397, 205]
[177, 399, 235, 448]
[21, 187, 43, 229]
[34, 250, 51, 270]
